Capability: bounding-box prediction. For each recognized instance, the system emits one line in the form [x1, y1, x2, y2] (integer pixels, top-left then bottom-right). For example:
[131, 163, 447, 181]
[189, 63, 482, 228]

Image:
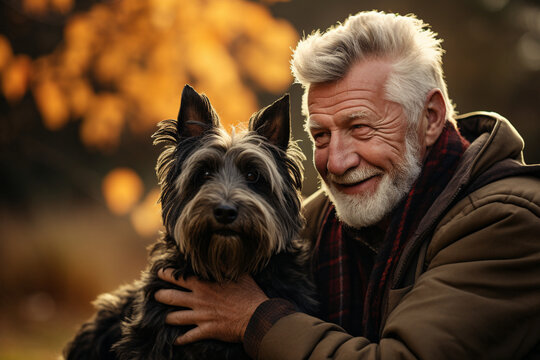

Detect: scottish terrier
[63, 85, 317, 359]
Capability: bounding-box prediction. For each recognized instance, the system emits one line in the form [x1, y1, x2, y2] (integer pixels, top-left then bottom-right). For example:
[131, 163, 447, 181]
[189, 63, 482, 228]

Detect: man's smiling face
[307, 59, 422, 228]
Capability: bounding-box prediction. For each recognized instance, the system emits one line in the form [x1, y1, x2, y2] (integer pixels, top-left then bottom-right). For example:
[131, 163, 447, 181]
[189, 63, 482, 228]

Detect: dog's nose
[213, 204, 238, 224]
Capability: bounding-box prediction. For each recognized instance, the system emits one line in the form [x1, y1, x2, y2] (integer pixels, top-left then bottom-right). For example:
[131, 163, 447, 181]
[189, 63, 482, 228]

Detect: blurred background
[0, 0, 539, 358]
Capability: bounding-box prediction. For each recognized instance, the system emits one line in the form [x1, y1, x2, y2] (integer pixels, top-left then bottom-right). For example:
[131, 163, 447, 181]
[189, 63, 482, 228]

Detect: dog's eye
[245, 170, 259, 183]
[200, 169, 212, 181]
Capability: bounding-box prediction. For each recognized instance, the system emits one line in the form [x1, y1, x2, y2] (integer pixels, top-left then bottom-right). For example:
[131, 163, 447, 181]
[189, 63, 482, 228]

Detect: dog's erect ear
[249, 94, 290, 150]
[177, 85, 219, 138]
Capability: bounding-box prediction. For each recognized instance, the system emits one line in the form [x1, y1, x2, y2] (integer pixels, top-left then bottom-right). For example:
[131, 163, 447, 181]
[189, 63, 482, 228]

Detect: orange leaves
[0, 36, 25, 103]
[34, 79, 69, 130]
[203, 0, 297, 92]
[235, 20, 298, 92]
[95, 48, 129, 85]
[2, 0, 299, 147]
[22, 0, 48, 15]
[67, 79, 93, 118]
[51, 0, 73, 14]
[23, 0, 74, 15]
[80, 94, 126, 150]
[1, 54, 32, 103]
[7, 0, 299, 149]
[0, 35, 31, 103]
[0, 36, 12, 72]
[62, 16, 96, 77]
[65, 15, 96, 50]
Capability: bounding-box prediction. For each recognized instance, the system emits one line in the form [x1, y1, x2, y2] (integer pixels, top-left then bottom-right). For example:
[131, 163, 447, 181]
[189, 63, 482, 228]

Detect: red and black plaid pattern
[315, 211, 380, 335]
[315, 122, 470, 341]
[315, 213, 349, 329]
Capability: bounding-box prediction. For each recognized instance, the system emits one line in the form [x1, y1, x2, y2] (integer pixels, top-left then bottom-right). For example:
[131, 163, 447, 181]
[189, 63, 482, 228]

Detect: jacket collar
[457, 111, 525, 177]
[391, 111, 526, 288]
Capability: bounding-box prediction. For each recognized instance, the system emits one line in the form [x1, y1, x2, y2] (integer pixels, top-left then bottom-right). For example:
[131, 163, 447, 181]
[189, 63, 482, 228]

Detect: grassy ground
[0, 202, 150, 359]
[0, 313, 81, 360]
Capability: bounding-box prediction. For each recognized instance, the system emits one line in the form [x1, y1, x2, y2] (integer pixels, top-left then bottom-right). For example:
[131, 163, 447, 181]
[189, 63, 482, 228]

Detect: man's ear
[423, 89, 447, 147]
[248, 94, 290, 150]
[177, 84, 220, 139]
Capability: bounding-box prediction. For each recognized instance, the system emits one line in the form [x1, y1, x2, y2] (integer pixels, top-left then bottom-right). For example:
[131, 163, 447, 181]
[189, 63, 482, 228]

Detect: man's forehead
[307, 81, 343, 103]
[306, 110, 370, 130]
[307, 59, 392, 103]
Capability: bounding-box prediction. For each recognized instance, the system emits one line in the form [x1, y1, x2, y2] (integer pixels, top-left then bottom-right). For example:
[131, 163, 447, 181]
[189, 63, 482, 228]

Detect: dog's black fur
[64, 85, 317, 359]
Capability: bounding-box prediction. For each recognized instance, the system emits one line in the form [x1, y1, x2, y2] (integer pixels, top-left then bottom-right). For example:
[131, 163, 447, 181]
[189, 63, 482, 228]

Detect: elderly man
[156, 11, 540, 359]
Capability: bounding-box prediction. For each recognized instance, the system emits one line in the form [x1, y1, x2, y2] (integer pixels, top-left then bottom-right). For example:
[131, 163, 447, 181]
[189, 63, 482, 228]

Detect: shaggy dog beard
[322, 130, 422, 228]
[208, 234, 246, 279]
[173, 186, 280, 283]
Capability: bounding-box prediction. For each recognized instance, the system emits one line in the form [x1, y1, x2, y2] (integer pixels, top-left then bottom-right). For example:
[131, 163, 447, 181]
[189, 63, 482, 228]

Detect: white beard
[322, 133, 422, 229]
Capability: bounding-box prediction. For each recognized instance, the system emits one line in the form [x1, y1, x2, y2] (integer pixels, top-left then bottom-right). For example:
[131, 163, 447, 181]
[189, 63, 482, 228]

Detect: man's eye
[352, 124, 369, 130]
[312, 132, 330, 146]
[352, 124, 373, 136]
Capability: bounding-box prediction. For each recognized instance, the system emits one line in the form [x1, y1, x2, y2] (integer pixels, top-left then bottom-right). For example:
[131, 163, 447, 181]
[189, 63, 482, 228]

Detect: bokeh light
[102, 167, 144, 215]
[130, 188, 163, 238]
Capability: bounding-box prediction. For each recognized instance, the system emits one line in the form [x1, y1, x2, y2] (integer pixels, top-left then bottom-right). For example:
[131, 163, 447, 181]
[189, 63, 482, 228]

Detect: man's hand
[154, 269, 269, 345]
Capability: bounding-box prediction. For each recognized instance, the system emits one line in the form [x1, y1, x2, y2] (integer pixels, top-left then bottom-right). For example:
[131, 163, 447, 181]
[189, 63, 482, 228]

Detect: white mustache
[327, 167, 383, 185]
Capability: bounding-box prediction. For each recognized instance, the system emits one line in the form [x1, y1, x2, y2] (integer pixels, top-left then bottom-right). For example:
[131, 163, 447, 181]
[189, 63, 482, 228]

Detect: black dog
[64, 85, 317, 359]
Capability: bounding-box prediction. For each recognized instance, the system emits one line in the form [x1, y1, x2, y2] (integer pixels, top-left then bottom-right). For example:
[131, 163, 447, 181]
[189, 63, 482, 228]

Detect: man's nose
[326, 134, 360, 176]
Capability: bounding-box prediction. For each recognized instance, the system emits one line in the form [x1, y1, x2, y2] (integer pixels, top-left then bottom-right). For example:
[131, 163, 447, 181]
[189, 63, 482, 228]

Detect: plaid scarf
[315, 122, 470, 341]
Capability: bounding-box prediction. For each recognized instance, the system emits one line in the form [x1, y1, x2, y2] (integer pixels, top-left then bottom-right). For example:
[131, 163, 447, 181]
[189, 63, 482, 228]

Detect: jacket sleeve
[249, 178, 540, 360]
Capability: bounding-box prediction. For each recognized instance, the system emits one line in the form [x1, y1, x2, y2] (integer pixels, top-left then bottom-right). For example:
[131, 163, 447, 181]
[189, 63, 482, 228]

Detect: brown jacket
[247, 112, 540, 359]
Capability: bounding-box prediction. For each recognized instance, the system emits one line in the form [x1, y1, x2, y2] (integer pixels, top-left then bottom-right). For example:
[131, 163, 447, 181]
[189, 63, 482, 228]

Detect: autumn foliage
[3, 0, 297, 146]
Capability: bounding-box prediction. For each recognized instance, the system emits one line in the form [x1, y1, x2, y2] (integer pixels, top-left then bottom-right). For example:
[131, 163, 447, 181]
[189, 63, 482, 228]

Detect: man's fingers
[155, 288, 192, 306]
[158, 268, 182, 285]
[165, 309, 198, 325]
[175, 326, 206, 346]
[158, 268, 199, 290]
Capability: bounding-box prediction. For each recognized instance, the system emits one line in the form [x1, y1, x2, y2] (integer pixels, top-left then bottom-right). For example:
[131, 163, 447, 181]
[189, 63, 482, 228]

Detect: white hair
[291, 11, 456, 126]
